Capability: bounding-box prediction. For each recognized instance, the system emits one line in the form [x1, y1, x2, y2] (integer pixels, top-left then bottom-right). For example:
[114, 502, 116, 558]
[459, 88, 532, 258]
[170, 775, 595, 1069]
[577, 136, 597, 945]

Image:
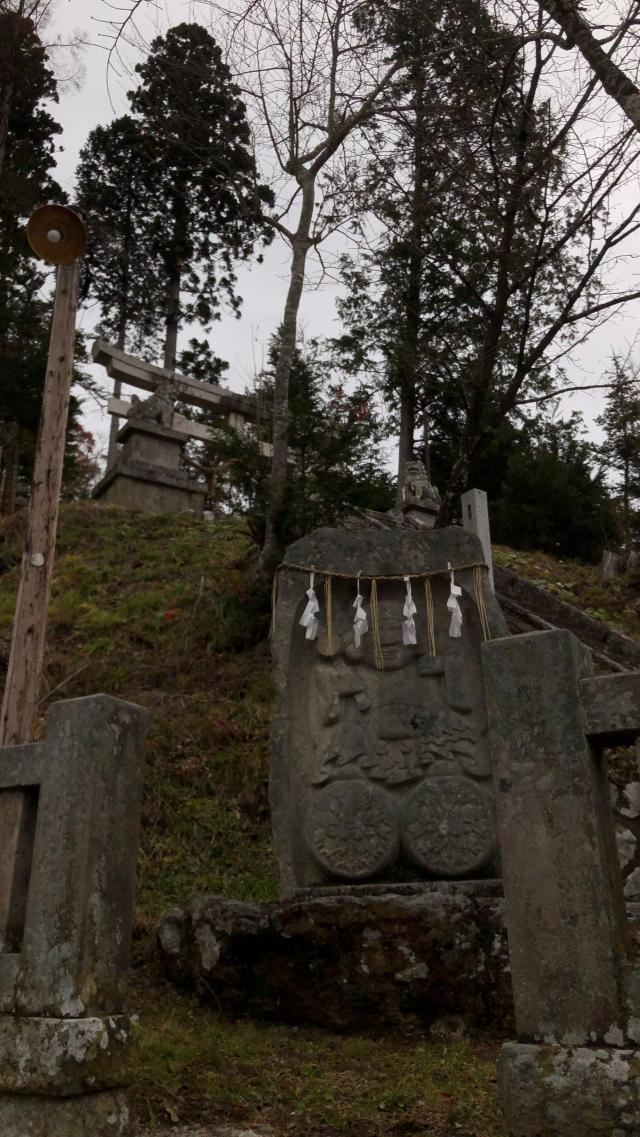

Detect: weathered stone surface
[499, 1042, 640, 1137]
[400, 459, 440, 527]
[0, 1014, 134, 1095]
[271, 526, 506, 894]
[0, 695, 149, 1018]
[610, 780, 640, 888]
[0, 696, 147, 1132]
[402, 777, 495, 874]
[158, 889, 640, 1033]
[93, 462, 205, 514]
[483, 630, 629, 1045]
[581, 673, 640, 745]
[618, 827, 637, 871]
[157, 884, 512, 1031]
[620, 782, 640, 820]
[0, 1089, 131, 1136]
[93, 420, 206, 514]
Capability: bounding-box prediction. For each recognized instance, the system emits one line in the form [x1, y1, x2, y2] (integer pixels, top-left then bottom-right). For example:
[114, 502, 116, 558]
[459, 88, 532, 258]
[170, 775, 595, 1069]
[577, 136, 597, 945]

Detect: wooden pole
[0, 254, 80, 952]
[0, 205, 85, 951]
[0, 260, 80, 747]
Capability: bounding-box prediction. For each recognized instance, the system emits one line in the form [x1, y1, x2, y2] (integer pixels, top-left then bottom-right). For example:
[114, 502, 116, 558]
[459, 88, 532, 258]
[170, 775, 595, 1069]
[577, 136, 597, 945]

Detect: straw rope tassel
[324, 576, 334, 653]
[370, 578, 385, 671]
[424, 577, 437, 657]
[474, 565, 492, 643]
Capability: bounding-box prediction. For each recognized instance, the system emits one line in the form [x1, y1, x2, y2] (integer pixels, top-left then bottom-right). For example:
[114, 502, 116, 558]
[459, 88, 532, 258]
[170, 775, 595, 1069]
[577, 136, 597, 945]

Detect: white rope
[300, 571, 320, 641]
[447, 561, 463, 638]
[402, 576, 417, 645]
[353, 573, 368, 648]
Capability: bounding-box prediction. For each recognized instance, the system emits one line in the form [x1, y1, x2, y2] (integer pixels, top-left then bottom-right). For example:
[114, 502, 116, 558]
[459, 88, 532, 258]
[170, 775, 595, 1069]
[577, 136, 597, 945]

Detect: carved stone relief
[270, 526, 508, 895]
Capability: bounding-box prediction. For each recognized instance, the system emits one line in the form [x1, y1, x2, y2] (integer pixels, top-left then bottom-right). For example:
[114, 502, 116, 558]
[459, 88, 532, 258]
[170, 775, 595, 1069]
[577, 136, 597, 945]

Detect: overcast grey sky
[48, 0, 640, 465]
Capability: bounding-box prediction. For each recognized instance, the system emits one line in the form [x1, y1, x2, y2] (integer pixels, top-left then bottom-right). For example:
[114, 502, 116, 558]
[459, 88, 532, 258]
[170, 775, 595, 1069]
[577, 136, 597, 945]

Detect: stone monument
[92, 376, 207, 515]
[271, 525, 506, 896]
[482, 628, 640, 1137]
[0, 694, 149, 1136]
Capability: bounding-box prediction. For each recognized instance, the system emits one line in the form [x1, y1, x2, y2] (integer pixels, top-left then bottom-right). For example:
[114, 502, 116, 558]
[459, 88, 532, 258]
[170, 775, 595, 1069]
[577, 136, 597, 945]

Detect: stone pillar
[482, 628, 640, 1137]
[461, 489, 494, 592]
[0, 695, 149, 1136]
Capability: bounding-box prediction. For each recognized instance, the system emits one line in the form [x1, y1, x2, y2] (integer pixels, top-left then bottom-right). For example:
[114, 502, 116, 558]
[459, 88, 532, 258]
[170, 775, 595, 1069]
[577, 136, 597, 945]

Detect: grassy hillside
[13, 506, 628, 1133]
[0, 504, 278, 925]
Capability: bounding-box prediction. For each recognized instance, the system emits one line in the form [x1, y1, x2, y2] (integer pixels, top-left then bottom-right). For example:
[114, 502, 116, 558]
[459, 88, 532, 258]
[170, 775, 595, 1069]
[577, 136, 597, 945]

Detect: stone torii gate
[91, 339, 270, 514]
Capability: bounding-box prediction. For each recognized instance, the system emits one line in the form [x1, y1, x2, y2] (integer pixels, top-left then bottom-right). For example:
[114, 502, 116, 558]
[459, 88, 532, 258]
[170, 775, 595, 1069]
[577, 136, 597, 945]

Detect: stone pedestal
[0, 696, 149, 1136]
[92, 419, 205, 514]
[0, 1013, 134, 1136]
[498, 1043, 640, 1137]
[157, 882, 511, 1032]
[0, 1090, 132, 1136]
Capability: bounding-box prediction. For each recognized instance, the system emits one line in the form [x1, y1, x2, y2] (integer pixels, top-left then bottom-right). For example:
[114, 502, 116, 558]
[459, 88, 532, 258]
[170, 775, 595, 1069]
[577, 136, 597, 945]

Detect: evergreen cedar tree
[0, 9, 89, 506]
[596, 361, 640, 546]
[76, 115, 166, 357]
[77, 23, 274, 371]
[202, 334, 393, 546]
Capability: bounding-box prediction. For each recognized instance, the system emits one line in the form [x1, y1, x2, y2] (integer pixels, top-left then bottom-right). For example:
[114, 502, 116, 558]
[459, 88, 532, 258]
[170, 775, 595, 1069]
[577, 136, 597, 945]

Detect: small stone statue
[401, 459, 441, 526]
[126, 375, 176, 428]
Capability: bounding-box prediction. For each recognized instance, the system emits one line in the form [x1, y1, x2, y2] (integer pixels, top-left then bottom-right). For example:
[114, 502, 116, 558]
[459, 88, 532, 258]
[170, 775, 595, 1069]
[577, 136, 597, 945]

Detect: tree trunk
[542, 1, 640, 132]
[107, 196, 133, 467]
[106, 316, 126, 467]
[0, 428, 19, 516]
[437, 416, 480, 527]
[163, 268, 181, 372]
[395, 387, 416, 509]
[260, 174, 316, 572]
[0, 74, 14, 179]
[438, 52, 543, 525]
[394, 51, 427, 510]
[623, 450, 631, 545]
[163, 193, 187, 373]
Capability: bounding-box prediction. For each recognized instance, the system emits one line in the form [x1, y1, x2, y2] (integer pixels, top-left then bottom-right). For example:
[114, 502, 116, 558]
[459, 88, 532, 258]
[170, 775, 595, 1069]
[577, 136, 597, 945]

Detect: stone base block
[92, 462, 205, 514]
[499, 1041, 640, 1136]
[0, 1089, 131, 1136]
[158, 884, 511, 1032]
[0, 1015, 135, 1095]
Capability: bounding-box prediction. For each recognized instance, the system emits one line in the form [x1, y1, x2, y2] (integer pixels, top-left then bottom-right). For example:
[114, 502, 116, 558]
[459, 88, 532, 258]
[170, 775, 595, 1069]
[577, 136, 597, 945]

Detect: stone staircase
[494, 563, 640, 673]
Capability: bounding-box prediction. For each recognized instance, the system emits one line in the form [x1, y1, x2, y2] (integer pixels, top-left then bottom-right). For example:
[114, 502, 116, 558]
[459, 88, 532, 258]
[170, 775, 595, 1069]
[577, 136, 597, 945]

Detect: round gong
[304, 781, 399, 881]
[402, 777, 496, 876]
[26, 204, 86, 265]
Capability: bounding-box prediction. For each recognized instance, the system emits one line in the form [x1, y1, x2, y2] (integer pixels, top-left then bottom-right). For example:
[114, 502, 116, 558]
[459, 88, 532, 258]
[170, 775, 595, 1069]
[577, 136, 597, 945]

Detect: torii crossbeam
[92, 339, 260, 421]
